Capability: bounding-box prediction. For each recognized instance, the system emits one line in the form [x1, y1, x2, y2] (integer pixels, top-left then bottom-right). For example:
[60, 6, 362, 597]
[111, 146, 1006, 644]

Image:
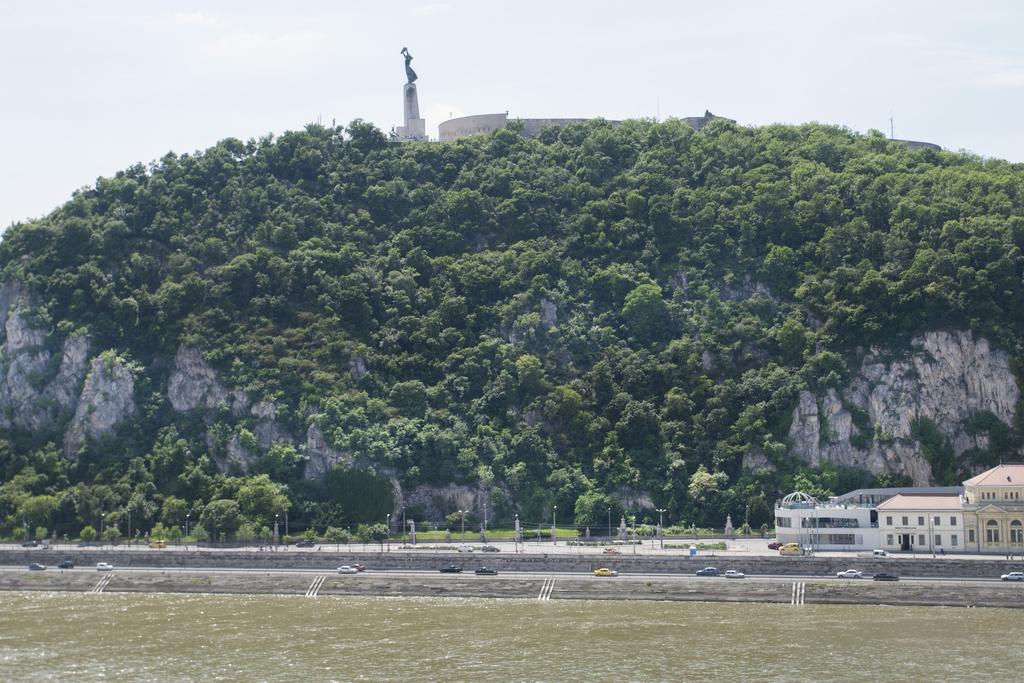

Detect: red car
[767, 540, 783, 550]
[352, 563, 366, 572]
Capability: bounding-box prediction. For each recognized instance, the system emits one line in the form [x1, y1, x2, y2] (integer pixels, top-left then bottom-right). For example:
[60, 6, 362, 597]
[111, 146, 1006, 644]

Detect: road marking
[305, 575, 326, 598]
[538, 577, 555, 601]
[90, 573, 114, 593]
[791, 581, 806, 605]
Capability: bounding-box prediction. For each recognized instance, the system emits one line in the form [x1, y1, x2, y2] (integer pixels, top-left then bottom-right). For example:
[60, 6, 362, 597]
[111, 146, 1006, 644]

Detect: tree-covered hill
[1, 118, 1023, 540]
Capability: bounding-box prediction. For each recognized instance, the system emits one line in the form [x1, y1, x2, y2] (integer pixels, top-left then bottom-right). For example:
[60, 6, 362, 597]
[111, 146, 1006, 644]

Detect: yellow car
[593, 567, 619, 577]
[148, 540, 167, 549]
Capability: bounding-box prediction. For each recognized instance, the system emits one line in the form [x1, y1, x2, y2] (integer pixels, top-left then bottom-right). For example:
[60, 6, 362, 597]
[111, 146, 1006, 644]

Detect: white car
[724, 570, 745, 579]
[95, 562, 114, 571]
[836, 569, 863, 579]
[457, 544, 474, 553]
[336, 565, 359, 574]
[1000, 571, 1024, 581]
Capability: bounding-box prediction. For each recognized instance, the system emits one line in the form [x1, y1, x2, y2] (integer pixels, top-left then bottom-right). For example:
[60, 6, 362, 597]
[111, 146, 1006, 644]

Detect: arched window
[1010, 520, 1023, 545]
[986, 520, 1000, 544]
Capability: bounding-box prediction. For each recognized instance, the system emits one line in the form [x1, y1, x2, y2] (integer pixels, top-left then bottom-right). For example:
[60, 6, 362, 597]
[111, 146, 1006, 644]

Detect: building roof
[963, 464, 1024, 487]
[833, 486, 962, 503]
[875, 494, 963, 511]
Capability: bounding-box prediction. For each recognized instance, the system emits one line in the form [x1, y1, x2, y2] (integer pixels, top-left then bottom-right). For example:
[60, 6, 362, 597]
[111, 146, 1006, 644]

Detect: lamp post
[126, 507, 132, 547]
[552, 505, 557, 545]
[185, 512, 191, 543]
[656, 508, 666, 550]
[285, 510, 289, 538]
[607, 507, 612, 543]
[275, 513, 280, 545]
[459, 510, 466, 541]
[514, 513, 519, 553]
[402, 506, 407, 546]
[483, 502, 488, 537]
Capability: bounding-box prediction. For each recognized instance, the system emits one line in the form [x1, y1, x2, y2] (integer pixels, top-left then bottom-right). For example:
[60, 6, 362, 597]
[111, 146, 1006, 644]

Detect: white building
[774, 492, 880, 551]
[876, 494, 965, 554]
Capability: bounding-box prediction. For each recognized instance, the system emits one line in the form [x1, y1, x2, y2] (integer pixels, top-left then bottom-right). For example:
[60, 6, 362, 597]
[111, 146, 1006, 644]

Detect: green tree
[573, 490, 625, 533]
[79, 525, 97, 542]
[621, 283, 669, 343]
[200, 499, 241, 541]
[324, 526, 352, 549]
[18, 495, 58, 531]
[235, 475, 291, 527]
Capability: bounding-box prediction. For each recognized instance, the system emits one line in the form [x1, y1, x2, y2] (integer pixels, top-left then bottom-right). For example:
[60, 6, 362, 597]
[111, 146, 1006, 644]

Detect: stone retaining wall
[4, 548, 1023, 579]
[3, 570, 1023, 608]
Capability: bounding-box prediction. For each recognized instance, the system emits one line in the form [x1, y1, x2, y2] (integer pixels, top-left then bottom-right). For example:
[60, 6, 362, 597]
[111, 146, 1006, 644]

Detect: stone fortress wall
[437, 111, 732, 142]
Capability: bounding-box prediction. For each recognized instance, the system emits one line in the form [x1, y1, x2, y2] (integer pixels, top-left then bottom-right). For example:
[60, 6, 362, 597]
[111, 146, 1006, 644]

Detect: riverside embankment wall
[3, 569, 1024, 609]
[3, 548, 1023, 578]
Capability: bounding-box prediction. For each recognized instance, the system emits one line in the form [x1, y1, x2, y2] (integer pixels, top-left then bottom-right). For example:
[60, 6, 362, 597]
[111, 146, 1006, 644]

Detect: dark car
[767, 540, 783, 550]
[439, 564, 463, 573]
[474, 567, 498, 575]
[28, 563, 45, 571]
[872, 573, 900, 582]
[294, 539, 315, 548]
[58, 560, 74, 569]
[696, 567, 720, 576]
[479, 546, 500, 552]
[21, 540, 38, 548]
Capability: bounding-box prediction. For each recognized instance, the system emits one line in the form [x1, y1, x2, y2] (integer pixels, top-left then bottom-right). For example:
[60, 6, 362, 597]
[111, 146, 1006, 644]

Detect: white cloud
[412, 3, 453, 17]
[170, 11, 221, 28]
[201, 29, 329, 67]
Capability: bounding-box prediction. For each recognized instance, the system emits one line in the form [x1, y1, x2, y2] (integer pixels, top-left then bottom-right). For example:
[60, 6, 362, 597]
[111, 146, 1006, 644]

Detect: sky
[2, 1, 1022, 229]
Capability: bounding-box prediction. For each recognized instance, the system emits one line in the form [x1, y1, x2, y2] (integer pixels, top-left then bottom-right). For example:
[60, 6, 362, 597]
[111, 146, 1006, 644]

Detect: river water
[0, 592, 1015, 681]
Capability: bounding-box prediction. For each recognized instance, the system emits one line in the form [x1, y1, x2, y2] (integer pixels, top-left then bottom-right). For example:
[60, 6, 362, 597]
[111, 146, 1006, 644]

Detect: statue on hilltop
[400, 47, 418, 84]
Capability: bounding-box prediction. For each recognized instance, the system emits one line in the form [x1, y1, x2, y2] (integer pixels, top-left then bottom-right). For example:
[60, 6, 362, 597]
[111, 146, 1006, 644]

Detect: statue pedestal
[395, 82, 427, 140]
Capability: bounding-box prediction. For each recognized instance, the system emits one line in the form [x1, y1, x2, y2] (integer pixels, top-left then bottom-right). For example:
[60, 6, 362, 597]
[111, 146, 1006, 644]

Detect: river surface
[0, 592, 1016, 682]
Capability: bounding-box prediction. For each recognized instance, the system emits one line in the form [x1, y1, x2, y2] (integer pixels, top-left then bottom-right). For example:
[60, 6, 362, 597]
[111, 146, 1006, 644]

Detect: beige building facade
[876, 495, 965, 553]
[961, 464, 1024, 555]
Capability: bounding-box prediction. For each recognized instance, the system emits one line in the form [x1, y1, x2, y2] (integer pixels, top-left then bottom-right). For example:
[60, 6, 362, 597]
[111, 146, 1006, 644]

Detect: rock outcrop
[64, 353, 136, 457]
[305, 421, 351, 479]
[0, 283, 90, 432]
[788, 330, 1020, 485]
[168, 345, 248, 415]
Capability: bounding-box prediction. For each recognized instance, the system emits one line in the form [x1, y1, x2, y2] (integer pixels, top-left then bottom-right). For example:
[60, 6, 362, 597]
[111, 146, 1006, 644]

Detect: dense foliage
[2, 117, 1023, 539]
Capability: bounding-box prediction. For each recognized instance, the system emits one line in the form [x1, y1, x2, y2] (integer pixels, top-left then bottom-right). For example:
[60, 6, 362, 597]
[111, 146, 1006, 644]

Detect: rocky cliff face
[0, 282, 90, 432]
[305, 421, 352, 479]
[168, 346, 249, 415]
[788, 330, 1020, 485]
[63, 353, 136, 457]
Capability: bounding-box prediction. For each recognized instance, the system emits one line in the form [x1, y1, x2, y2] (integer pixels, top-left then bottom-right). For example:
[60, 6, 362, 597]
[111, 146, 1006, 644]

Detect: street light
[553, 505, 559, 545]
[386, 513, 391, 552]
[656, 508, 667, 550]
[483, 503, 488, 537]
[607, 507, 612, 543]
[402, 506, 407, 546]
[459, 510, 466, 541]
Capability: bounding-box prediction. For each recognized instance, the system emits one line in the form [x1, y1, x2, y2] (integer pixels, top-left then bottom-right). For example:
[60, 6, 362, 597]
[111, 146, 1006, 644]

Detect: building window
[886, 516, 892, 525]
[1011, 521, 1023, 545]
[776, 517, 791, 528]
[950, 517, 957, 526]
[918, 516, 925, 526]
[969, 529, 975, 544]
[933, 516, 941, 526]
[886, 534, 894, 545]
[986, 520, 1000, 544]
[934, 535, 942, 547]
[902, 516, 909, 526]
[918, 534, 925, 547]
[951, 534, 958, 546]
